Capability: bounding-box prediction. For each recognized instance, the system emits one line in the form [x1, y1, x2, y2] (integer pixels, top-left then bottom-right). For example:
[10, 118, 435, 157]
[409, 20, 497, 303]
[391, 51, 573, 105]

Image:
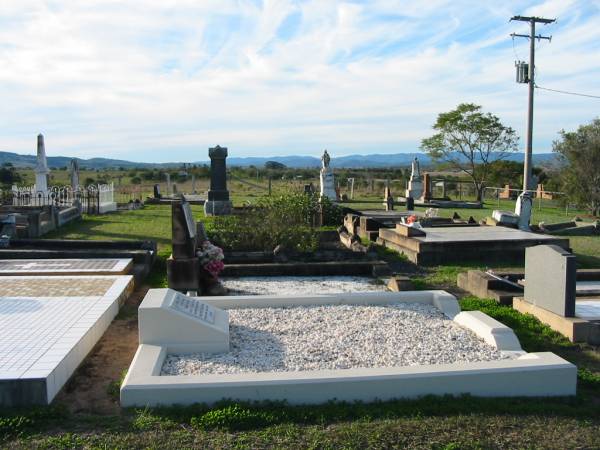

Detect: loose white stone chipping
[222, 276, 387, 296]
[161, 302, 509, 376]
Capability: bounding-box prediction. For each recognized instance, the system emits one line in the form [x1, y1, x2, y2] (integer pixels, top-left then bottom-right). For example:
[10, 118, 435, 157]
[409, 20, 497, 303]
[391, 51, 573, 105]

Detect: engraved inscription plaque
[170, 294, 215, 324]
[182, 202, 196, 239]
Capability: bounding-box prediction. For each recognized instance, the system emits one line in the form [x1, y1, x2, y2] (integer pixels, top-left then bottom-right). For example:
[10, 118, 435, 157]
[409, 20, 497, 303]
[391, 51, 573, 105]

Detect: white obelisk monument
[34, 134, 50, 193]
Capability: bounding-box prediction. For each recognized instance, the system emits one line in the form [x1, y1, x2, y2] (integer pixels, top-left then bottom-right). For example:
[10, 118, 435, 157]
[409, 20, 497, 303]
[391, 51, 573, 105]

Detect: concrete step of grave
[222, 260, 390, 277]
[224, 250, 378, 264]
[576, 269, 600, 281]
[8, 239, 157, 252]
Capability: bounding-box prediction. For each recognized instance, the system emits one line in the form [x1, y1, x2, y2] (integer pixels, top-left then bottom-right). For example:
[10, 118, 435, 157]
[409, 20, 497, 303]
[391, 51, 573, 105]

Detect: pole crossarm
[510, 15, 555, 24]
[510, 32, 552, 41]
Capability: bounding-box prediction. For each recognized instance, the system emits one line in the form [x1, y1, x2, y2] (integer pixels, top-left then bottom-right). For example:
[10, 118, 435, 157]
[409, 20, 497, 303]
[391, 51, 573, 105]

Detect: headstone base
[167, 256, 200, 292]
[320, 170, 337, 201]
[167, 256, 228, 295]
[204, 200, 233, 216]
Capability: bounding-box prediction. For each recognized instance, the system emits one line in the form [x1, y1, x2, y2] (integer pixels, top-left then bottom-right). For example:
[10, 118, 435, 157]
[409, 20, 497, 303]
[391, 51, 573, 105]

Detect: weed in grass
[578, 367, 600, 389]
[38, 432, 85, 450]
[191, 404, 281, 431]
[132, 408, 177, 431]
[0, 415, 33, 440]
[106, 369, 129, 401]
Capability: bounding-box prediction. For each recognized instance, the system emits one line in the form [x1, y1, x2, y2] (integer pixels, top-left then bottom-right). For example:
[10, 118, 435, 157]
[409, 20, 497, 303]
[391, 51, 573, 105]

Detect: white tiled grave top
[222, 276, 388, 296]
[575, 300, 600, 320]
[0, 258, 132, 276]
[0, 275, 133, 405]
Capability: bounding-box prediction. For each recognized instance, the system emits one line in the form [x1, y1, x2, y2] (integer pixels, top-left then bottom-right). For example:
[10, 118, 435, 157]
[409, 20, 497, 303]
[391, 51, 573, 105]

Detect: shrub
[208, 192, 342, 252]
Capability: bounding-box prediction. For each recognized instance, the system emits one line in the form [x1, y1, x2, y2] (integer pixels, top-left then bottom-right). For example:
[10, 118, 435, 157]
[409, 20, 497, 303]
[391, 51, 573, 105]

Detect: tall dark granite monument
[204, 145, 233, 216]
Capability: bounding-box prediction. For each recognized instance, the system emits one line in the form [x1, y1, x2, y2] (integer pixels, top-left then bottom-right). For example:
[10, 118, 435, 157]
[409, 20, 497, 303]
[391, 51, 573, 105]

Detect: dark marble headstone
[208, 145, 229, 201]
[168, 198, 226, 294]
[524, 245, 576, 317]
[204, 145, 233, 215]
[171, 200, 196, 259]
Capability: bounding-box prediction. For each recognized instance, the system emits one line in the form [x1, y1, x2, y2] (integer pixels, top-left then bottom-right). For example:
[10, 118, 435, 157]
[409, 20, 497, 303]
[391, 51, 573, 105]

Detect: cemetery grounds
[1, 196, 600, 448]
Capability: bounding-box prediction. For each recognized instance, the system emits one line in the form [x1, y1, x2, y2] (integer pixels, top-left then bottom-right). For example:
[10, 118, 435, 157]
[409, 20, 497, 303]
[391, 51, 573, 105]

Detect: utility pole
[510, 15, 555, 193]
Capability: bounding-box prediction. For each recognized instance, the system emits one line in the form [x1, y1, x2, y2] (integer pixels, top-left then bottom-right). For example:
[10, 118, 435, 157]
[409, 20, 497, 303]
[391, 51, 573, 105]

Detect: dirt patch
[52, 285, 149, 415]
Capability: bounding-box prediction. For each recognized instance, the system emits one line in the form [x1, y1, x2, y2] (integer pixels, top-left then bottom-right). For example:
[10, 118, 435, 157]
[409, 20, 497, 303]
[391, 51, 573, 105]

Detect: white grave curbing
[121, 289, 576, 406]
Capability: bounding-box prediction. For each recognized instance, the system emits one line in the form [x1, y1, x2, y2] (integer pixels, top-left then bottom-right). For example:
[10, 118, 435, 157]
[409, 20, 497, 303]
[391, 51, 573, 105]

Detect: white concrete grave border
[120, 289, 576, 407]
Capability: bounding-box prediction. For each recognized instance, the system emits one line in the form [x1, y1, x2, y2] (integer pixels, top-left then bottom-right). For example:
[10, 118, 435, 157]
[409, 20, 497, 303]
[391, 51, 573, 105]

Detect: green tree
[553, 118, 600, 215]
[421, 103, 519, 201]
[0, 163, 21, 186]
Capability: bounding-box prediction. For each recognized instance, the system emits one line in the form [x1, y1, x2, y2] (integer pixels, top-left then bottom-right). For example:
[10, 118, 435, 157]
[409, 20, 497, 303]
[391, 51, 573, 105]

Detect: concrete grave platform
[0, 275, 134, 406]
[378, 225, 569, 265]
[0, 258, 133, 276]
[121, 289, 576, 407]
[513, 297, 600, 344]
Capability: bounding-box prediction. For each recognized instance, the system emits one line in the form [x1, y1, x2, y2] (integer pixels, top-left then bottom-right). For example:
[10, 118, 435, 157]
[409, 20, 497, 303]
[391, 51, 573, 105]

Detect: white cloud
[0, 0, 598, 161]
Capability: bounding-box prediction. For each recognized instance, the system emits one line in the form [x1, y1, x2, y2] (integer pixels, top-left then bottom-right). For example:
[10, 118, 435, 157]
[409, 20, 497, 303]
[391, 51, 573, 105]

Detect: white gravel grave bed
[222, 276, 387, 296]
[161, 302, 509, 376]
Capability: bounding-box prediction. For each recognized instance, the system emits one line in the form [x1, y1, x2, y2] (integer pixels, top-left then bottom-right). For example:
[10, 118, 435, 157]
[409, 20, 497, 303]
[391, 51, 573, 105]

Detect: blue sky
[1, 0, 599, 162]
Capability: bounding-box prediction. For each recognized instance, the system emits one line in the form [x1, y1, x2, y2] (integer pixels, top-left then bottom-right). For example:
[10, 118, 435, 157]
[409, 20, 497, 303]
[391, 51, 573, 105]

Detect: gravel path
[161, 302, 508, 376]
[222, 276, 388, 296]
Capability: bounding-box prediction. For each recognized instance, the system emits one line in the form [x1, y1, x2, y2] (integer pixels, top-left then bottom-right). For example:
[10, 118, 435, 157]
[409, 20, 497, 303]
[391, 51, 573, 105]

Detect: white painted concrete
[454, 311, 524, 355]
[139, 289, 229, 354]
[121, 289, 576, 406]
[122, 347, 574, 407]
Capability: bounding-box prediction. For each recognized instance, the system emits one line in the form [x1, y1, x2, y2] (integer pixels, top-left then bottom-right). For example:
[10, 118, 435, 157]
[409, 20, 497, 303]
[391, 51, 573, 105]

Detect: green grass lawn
[5, 203, 599, 448]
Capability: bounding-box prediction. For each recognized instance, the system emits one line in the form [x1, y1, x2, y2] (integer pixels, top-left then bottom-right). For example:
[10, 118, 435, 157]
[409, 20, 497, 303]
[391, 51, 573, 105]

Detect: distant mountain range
[0, 150, 559, 170]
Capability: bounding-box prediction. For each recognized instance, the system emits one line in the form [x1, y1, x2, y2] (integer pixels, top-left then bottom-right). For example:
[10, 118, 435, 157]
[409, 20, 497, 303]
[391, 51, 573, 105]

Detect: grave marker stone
[204, 145, 233, 215]
[524, 245, 576, 317]
[35, 134, 50, 193]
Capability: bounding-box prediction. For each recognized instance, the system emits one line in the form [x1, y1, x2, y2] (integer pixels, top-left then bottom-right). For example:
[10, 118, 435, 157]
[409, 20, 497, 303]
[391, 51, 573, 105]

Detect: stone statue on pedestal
[319, 149, 337, 201]
[405, 157, 423, 200]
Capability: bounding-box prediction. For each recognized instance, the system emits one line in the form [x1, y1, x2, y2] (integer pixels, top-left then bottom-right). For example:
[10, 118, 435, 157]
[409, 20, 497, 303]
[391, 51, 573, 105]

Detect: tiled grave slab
[0, 275, 133, 406]
[411, 226, 564, 243]
[575, 300, 600, 320]
[378, 225, 569, 265]
[0, 258, 132, 276]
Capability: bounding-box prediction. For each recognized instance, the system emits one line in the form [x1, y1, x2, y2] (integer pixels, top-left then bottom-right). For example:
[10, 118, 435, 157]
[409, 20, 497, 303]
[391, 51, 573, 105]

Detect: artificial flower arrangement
[197, 240, 225, 279]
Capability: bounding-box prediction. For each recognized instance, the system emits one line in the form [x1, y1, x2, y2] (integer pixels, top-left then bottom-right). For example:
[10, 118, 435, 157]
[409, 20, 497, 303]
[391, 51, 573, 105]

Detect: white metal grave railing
[7, 183, 114, 214]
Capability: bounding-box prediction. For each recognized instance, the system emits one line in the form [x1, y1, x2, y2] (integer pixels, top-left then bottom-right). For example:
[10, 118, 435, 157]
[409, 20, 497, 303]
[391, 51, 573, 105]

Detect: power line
[535, 84, 600, 99]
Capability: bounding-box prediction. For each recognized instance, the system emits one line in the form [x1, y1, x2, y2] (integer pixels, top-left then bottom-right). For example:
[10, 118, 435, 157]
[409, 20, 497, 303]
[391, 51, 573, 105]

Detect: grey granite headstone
[524, 245, 576, 317]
